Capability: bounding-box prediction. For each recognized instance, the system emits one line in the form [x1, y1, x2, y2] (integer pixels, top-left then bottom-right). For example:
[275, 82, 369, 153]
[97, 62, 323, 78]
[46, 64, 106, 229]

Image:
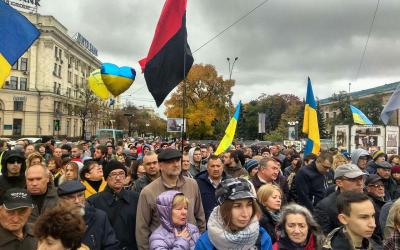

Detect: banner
[386, 126, 399, 155]
[167, 118, 186, 133]
[334, 125, 349, 152]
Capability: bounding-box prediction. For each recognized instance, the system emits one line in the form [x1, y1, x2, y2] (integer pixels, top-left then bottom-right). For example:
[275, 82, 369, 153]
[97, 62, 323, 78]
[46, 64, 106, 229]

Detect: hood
[351, 148, 369, 165]
[1, 150, 26, 177]
[188, 147, 195, 165]
[156, 190, 185, 232]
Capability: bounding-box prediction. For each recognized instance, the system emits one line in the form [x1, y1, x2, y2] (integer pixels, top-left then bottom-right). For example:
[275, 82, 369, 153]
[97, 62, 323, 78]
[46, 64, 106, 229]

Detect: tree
[77, 83, 101, 139]
[164, 64, 234, 139]
[354, 95, 384, 125]
[316, 101, 330, 138]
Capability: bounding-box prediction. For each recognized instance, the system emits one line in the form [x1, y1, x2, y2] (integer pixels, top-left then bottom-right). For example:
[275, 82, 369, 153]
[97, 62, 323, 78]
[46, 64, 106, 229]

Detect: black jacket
[295, 161, 334, 212]
[251, 174, 289, 203]
[258, 201, 278, 244]
[83, 204, 120, 250]
[88, 186, 139, 250]
[322, 227, 372, 250]
[131, 173, 152, 194]
[195, 170, 228, 221]
[314, 191, 340, 235]
[0, 150, 27, 198]
[0, 225, 36, 250]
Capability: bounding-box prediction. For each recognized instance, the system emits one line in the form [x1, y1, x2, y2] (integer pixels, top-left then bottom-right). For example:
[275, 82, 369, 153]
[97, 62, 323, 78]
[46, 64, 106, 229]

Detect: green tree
[316, 101, 330, 138]
[354, 95, 384, 125]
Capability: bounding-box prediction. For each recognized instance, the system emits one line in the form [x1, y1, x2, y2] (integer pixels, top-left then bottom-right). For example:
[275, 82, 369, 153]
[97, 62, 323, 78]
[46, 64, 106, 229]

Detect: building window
[58, 65, 61, 77]
[74, 74, 78, 85]
[12, 60, 18, 70]
[68, 71, 72, 83]
[14, 101, 23, 111]
[67, 87, 71, 98]
[9, 76, 18, 90]
[325, 113, 329, 119]
[75, 59, 79, 70]
[58, 49, 62, 61]
[53, 63, 57, 76]
[19, 77, 27, 90]
[13, 119, 22, 136]
[20, 58, 28, 71]
[74, 89, 78, 99]
[55, 46, 58, 58]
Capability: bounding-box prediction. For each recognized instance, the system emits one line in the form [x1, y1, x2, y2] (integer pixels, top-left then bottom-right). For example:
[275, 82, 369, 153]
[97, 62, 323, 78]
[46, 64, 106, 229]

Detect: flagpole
[181, 15, 188, 155]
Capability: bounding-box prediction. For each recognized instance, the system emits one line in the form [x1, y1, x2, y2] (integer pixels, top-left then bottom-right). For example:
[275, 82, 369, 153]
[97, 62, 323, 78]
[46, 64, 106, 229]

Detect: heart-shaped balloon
[87, 69, 110, 100]
[101, 63, 136, 96]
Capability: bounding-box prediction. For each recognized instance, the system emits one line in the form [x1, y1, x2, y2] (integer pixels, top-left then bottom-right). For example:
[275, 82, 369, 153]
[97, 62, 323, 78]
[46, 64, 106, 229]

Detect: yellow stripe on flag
[0, 53, 11, 88]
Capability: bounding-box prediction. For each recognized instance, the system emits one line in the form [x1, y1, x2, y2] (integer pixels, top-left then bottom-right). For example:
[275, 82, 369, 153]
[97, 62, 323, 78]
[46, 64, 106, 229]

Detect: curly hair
[34, 205, 86, 250]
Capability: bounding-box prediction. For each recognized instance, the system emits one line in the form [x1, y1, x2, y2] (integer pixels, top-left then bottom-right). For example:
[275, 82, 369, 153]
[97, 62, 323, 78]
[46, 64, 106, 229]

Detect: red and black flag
[139, 0, 193, 107]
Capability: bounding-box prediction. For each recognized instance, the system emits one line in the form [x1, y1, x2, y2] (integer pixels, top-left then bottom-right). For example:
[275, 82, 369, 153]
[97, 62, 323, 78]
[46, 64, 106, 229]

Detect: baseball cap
[2, 188, 33, 210]
[215, 178, 255, 205]
[334, 164, 367, 180]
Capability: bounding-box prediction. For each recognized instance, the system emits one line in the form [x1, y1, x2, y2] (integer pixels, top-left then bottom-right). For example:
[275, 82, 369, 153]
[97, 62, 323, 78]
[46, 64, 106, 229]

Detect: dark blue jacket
[295, 161, 334, 213]
[195, 227, 272, 250]
[83, 204, 120, 250]
[88, 186, 139, 250]
[195, 171, 228, 221]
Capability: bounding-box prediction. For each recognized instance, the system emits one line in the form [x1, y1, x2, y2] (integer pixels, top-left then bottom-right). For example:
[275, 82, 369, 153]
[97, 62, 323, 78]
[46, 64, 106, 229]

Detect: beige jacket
[384, 198, 400, 238]
[135, 175, 206, 250]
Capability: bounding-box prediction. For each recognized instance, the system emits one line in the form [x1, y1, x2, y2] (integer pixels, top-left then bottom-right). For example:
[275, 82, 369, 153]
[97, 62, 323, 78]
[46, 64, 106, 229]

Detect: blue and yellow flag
[214, 101, 241, 156]
[350, 105, 373, 125]
[0, 2, 40, 87]
[302, 77, 320, 156]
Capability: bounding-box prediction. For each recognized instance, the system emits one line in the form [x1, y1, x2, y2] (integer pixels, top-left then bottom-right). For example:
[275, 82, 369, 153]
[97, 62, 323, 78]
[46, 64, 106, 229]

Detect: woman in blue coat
[195, 178, 272, 250]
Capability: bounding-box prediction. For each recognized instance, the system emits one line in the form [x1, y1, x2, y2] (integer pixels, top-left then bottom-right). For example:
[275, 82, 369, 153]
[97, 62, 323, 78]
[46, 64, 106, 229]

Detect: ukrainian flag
[302, 77, 320, 156]
[214, 101, 241, 156]
[350, 105, 373, 125]
[0, 1, 40, 87]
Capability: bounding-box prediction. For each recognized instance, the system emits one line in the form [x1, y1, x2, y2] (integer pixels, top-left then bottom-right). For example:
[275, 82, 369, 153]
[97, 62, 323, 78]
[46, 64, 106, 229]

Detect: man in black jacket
[57, 180, 120, 250]
[0, 150, 26, 197]
[195, 155, 228, 221]
[88, 160, 139, 250]
[295, 151, 334, 212]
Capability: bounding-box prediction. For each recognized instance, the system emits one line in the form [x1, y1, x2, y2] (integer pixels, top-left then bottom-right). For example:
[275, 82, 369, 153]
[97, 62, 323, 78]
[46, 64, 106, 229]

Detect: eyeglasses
[109, 171, 126, 178]
[368, 184, 384, 188]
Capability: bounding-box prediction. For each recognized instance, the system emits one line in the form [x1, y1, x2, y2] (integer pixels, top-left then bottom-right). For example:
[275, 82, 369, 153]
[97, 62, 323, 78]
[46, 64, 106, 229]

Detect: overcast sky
[38, 0, 400, 117]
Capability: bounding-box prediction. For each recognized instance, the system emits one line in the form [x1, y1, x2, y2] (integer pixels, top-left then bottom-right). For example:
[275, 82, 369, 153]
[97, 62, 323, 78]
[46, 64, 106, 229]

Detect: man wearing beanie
[57, 180, 120, 250]
[0, 150, 27, 197]
[88, 160, 139, 250]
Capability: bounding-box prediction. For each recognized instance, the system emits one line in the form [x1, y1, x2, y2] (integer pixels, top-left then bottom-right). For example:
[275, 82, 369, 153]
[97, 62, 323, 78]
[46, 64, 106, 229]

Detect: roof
[320, 81, 400, 105]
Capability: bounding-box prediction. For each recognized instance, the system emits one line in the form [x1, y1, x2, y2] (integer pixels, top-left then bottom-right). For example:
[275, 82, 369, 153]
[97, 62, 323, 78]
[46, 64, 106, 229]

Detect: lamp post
[226, 57, 238, 119]
[124, 113, 134, 137]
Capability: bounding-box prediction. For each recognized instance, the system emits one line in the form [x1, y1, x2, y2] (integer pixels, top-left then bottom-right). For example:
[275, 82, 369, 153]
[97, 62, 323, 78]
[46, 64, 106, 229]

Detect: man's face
[223, 153, 232, 166]
[207, 158, 224, 180]
[0, 207, 32, 233]
[53, 148, 62, 158]
[336, 176, 365, 193]
[357, 156, 368, 170]
[200, 148, 208, 159]
[107, 169, 126, 191]
[377, 168, 391, 179]
[160, 158, 181, 177]
[85, 163, 103, 181]
[270, 146, 279, 156]
[6, 158, 23, 176]
[107, 146, 113, 155]
[94, 148, 103, 159]
[315, 159, 332, 175]
[262, 151, 271, 158]
[339, 200, 376, 240]
[26, 165, 49, 195]
[143, 154, 159, 176]
[259, 161, 280, 182]
[59, 191, 85, 211]
[367, 181, 385, 198]
[193, 150, 202, 163]
[71, 148, 81, 158]
[181, 155, 190, 171]
[25, 145, 35, 157]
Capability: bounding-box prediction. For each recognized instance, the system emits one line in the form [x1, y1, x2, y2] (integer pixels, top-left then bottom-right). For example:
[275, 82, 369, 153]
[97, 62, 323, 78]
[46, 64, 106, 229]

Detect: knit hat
[244, 159, 259, 172]
[392, 165, 400, 174]
[103, 160, 127, 179]
[372, 150, 386, 161]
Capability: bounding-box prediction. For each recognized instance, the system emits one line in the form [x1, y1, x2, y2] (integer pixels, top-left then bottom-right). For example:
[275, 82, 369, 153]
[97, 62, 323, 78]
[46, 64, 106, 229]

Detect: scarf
[208, 206, 259, 250]
[268, 210, 281, 225]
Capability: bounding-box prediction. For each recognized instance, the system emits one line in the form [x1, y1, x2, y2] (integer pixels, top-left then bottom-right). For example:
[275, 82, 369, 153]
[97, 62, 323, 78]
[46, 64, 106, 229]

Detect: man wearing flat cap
[136, 148, 206, 250]
[0, 188, 36, 249]
[375, 161, 398, 200]
[57, 180, 120, 250]
[88, 160, 139, 250]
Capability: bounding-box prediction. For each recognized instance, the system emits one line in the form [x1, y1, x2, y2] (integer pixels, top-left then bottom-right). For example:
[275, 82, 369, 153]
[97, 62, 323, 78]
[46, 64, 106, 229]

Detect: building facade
[0, 11, 118, 138]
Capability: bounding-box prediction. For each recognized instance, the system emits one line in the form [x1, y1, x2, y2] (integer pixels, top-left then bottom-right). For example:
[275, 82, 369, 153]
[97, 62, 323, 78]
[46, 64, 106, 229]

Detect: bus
[96, 129, 123, 145]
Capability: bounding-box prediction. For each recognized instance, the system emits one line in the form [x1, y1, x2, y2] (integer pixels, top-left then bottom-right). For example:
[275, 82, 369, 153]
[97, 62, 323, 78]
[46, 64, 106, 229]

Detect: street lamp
[226, 57, 239, 119]
[124, 113, 134, 137]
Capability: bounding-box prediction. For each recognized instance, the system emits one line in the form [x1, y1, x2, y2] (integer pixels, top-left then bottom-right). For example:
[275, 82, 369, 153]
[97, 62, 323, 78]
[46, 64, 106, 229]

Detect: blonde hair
[257, 183, 282, 207]
[252, 155, 263, 161]
[332, 154, 348, 171]
[26, 152, 44, 167]
[172, 194, 189, 208]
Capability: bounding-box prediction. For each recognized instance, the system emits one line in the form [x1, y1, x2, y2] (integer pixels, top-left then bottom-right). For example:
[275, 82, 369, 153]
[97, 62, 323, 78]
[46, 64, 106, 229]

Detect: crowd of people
[1, 137, 400, 249]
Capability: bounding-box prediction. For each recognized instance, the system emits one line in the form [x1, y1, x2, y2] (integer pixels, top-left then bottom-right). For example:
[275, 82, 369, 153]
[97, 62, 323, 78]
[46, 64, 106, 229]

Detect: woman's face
[37, 236, 66, 250]
[171, 203, 188, 226]
[265, 190, 281, 211]
[285, 213, 309, 245]
[64, 165, 78, 180]
[250, 167, 258, 177]
[47, 161, 56, 171]
[31, 157, 42, 166]
[230, 199, 253, 230]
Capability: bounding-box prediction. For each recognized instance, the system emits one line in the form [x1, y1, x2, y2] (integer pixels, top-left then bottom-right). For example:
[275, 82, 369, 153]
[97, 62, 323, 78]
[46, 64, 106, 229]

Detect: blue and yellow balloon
[87, 69, 110, 100]
[101, 63, 136, 96]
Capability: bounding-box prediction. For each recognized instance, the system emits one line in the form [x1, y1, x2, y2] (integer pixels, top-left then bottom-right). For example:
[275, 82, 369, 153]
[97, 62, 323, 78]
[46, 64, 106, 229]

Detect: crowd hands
[2, 138, 400, 250]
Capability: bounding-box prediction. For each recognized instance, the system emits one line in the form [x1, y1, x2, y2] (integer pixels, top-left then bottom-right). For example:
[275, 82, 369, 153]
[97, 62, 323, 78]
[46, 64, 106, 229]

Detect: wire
[354, 0, 380, 82]
[192, 0, 271, 54]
